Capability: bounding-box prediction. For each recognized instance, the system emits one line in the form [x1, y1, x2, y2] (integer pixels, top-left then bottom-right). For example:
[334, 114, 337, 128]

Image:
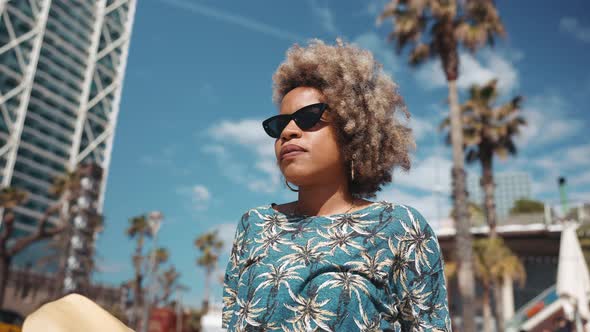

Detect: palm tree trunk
[0, 255, 11, 307]
[501, 272, 515, 322]
[55, 230, 70, 296]
[481, 153, 498, 238]
[133, 236, 144, 329]
[203, 266, 211, 312]
[56, 192, 70, 295]
[0, 209, 15, 307]
[482, 284, 493, 332]
[493, 280, 505, 332]
[449, 79, 477, 332]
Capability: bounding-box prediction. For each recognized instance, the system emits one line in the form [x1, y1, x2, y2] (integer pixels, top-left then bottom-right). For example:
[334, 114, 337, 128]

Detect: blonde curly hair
[272, 39, 415, 199]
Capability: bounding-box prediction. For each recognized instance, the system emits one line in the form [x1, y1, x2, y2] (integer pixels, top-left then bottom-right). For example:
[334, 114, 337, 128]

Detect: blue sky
[93, 0, 590, 307]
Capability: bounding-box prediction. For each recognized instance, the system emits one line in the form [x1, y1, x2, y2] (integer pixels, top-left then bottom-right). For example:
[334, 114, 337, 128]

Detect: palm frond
[439, 116, 450, 130]
[496, 96, 523, 120]
[429, 0, 457, 19]
[126, 215, 150, 238]
[0, 187, 29, 208]
[409, 43, 431, 65]
[455, 21, 488, 52]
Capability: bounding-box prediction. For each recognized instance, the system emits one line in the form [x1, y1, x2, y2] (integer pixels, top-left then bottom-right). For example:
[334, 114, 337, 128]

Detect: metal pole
[559, 176, 569, 217]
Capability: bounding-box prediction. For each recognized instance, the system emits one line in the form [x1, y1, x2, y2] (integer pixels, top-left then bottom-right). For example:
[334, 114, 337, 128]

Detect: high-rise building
[0, 0, 135, 254]
[468, 171, 532, 220]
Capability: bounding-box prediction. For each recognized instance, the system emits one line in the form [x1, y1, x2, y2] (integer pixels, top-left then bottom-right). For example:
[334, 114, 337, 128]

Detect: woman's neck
[295, 181, 355, 216]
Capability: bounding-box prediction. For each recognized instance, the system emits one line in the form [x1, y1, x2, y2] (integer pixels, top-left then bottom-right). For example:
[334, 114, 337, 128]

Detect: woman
[222, 39, 451, 331]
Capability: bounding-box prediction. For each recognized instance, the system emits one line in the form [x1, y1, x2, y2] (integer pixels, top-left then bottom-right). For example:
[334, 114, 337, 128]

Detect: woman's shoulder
[238, 201, 429, 218]
[371, 201, 437, 232]
[382, 204, 436, 236]
[236, 201, 433, 228]
[236, 204, 277, 221]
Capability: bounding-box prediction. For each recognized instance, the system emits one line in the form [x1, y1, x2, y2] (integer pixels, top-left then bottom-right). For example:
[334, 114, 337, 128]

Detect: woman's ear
[321, 110, 333, 122]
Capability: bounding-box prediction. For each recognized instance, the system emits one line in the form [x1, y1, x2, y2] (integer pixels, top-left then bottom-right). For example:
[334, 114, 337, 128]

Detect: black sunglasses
[262, 103, 329, 138]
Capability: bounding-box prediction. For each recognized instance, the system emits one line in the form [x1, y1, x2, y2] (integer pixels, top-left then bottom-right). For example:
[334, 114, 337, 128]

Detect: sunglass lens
[263, 116, 290, 138]
[295, 104, 325, 130]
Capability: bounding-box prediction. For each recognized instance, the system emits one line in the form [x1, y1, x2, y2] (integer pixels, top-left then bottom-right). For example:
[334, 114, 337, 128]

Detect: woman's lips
[281, 151, 305, 161]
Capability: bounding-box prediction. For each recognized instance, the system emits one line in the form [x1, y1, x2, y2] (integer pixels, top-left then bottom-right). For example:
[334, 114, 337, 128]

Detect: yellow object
[22, 294, 134, 332]
[0, 309, 23, 332]
[0, 321, 21, 332]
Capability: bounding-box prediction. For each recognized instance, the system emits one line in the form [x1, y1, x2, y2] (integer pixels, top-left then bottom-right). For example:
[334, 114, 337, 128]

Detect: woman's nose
[280, 120, 302, 140]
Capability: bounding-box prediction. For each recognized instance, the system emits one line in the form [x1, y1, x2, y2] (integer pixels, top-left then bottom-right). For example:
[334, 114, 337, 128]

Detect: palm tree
[449, 200, 485, 226]
[85, 214, 105, 276]
[442, 79, 525, 238]
[195, 230, 223, 311]
[142, 247, 172, 312]
[0, 178, 77, 306]
[155, 265, 181, 307]
[185, 308, 206, 332]
[378, 2, 506, 329]
[61, 163, 103, 294]
[49, 168, 84, 293]
[126, 214, 152, 325]
[473, 237, 525, 332]
[153, 247, 169, 268]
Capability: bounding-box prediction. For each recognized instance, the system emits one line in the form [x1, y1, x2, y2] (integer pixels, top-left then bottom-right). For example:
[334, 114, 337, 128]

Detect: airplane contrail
[157, 0, 307, 42]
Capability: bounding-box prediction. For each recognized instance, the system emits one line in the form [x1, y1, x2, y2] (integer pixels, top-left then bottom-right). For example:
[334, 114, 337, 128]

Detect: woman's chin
[282, 171, 307, 185]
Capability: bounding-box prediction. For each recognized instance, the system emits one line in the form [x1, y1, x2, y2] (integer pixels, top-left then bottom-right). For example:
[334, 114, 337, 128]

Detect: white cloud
[499, 48, 525, 63]
[416, 50, 519, 93]
[395, 155, 452, 194]
[377, 187, 451, 230]
[352, 32, 400, 74]
[309, 0, 338, 34]
[532, 157, 560, 172]
[254, 159, 281, 183]
[531, 172, 561, 198]
[208, 119, 268, 146]
[570, 191, 590, 204]
[560, 17, 590, 44]
[192, 185, 211, 202]
[95, 260, 130, 274]
[201, 144, 226, 158]
[517, 94, 583, 147]
[204, 119, 281, 193]
[408, 115, 436, 142]
[503, 147, 588, 199]
[139, 144, 191, 176]
[177, 184, 211, 211]
[208, 223, 237, 257]
[530, 144, 590, 182]
[565, 144, 590, 168]
[573, 170, 590, 186]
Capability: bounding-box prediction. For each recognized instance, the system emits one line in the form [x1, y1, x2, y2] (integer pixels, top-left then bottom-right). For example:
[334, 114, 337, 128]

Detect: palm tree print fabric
[222, 201, 452, 331]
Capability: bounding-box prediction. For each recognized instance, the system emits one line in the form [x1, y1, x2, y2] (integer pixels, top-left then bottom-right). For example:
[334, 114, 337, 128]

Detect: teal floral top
[222, 201, 452, 331]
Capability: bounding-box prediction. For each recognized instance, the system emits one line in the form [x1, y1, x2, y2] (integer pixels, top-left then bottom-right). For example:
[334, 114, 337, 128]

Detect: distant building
[468, 171, 532, 221]
[0, 1, 136, 261]
[4, 266, 123, 317]
[436, 221, 562, 330]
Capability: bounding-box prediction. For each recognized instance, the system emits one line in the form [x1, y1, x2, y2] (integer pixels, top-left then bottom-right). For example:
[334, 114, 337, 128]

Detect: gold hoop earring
[285, 178, 299, 192]
[351, 160, 355, 182]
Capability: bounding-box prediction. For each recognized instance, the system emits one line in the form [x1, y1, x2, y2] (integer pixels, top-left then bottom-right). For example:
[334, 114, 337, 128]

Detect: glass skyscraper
[0, 0, 136, 236]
